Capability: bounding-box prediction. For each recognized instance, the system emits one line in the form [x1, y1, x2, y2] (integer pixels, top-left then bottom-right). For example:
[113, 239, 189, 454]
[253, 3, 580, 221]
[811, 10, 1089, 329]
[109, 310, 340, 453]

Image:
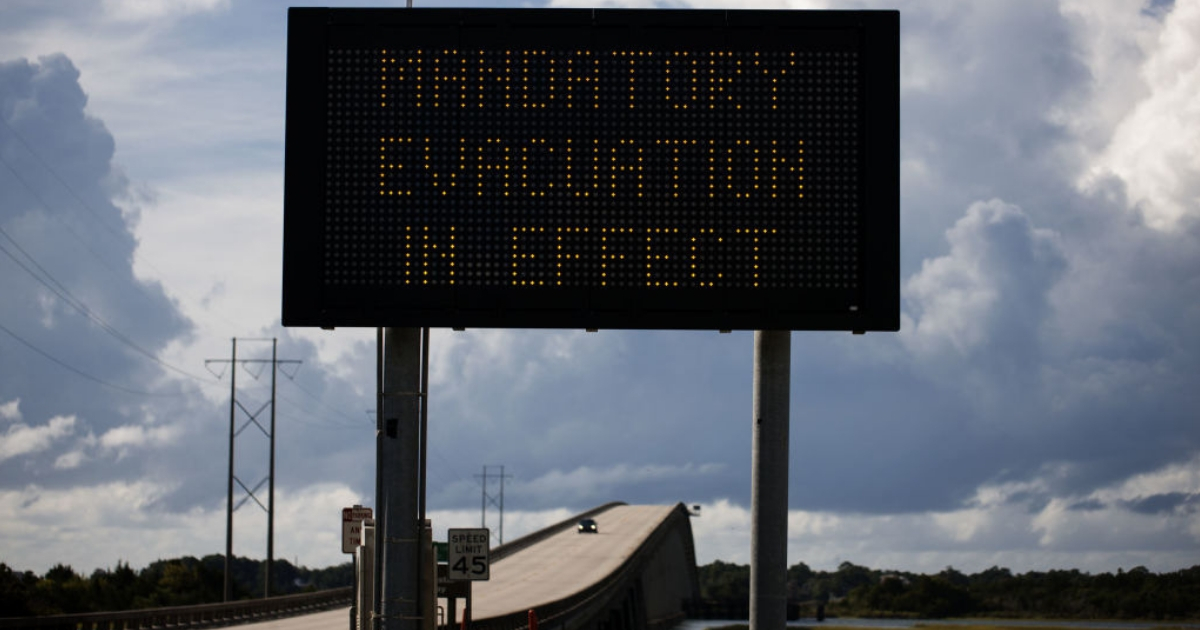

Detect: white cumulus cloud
[54, 449, 88, 470]
[902, 199, 1066, 357]
[98, 423, 179, 449]
[1080, 0, 1200, 230]
[101, 0, 230, 23]
[0, 398, 20, 422]
[0, 414, 76, 463]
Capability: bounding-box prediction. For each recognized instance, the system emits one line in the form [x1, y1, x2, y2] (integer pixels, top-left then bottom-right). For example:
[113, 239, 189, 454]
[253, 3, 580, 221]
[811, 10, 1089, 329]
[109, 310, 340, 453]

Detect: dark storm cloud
[1124, 492, 1199, 516]
[774, 200, 1069, 514]
[423, 328, 753, 512]
[1143, 0, 1175, 18]
[876, 185, 1200, 513]
[1005, 490, 1052, 515]
[0, 53, 196, 488]
[1068, 498, 1106, 512]
[898, 0, 1091, 268]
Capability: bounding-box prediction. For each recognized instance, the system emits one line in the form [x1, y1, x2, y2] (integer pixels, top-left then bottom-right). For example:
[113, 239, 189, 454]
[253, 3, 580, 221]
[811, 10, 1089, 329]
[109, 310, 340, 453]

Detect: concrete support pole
[751, 330, 790, 630]
[377, 327, 422, 630]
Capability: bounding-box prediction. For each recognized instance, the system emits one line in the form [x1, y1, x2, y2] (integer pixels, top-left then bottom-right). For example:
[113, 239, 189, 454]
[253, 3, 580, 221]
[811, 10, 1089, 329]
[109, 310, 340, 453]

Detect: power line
[0, 118, 130, 243]
[0, 141, 219, 386]
[0, 319, 181, 397]
[229, 362, 370, 429]
[0, 227, 212, 383]
[276, 369, 370, 427]
[0, 115, 375, 429]
[0, 156, 130, 281]
[274, 389, 364, 430]
[0, 116, 246, 336]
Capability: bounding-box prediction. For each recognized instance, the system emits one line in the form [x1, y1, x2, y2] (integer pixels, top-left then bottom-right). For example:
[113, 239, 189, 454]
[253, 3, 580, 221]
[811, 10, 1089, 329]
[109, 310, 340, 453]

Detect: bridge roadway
[466, 504, 675, 619]
[237, 504, 689, 630]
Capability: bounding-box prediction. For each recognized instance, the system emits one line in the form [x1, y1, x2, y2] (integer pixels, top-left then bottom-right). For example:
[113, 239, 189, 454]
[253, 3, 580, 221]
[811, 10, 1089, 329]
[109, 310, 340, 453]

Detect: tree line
[6, 556, 1199, 620]
[695, 560, 1200, 620]
[0, 556, 352, 617]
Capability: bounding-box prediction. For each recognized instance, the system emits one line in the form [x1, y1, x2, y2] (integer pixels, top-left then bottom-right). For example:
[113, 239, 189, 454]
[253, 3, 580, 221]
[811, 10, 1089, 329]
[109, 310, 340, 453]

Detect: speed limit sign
[446, 528, 490, 581]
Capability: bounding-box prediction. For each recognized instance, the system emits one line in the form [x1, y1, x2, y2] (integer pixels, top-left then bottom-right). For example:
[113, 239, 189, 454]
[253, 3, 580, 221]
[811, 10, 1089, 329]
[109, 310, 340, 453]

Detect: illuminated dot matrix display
[284, 8, 899, 330]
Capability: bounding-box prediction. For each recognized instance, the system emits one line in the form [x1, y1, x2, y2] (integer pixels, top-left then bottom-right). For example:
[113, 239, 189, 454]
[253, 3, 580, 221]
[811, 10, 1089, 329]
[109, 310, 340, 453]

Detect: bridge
[459, 502, 700, 630]
[1, 502, 700, 630]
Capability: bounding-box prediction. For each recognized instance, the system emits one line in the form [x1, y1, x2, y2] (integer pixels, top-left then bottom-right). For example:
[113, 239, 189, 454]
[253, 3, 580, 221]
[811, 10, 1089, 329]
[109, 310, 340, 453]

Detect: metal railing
[0, 587, 353, 630]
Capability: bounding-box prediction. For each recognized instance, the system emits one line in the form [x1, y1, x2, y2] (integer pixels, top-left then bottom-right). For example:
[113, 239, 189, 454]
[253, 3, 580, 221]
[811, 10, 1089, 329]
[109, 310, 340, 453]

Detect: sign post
[751, 332, 790, 630]
[436, 562, 469, 630]
[376, 328, 423, 630]
[343, 506, 373, 630]
[436, 564, 470, 597]
[356, 519, 376, 630]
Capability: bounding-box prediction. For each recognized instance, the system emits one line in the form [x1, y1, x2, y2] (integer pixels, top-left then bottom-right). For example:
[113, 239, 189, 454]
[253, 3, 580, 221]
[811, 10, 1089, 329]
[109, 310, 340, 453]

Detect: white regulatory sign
[342, 506, 373, 554]
[446, 528, 490, 581]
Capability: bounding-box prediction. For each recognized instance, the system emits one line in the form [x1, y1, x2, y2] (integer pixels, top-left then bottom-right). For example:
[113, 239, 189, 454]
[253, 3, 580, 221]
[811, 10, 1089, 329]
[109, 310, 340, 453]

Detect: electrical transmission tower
[476, 465, 512, 545]
[205, 338, 300, 601]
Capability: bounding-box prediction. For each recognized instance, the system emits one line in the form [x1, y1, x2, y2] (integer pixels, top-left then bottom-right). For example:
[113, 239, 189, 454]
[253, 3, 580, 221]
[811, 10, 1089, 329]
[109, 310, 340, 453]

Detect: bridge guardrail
[0, 586, 353, 630]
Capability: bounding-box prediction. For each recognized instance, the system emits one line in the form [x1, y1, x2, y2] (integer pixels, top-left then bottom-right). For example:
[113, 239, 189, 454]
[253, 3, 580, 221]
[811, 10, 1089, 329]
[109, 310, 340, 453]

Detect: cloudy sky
[1, 0, 1198, 579]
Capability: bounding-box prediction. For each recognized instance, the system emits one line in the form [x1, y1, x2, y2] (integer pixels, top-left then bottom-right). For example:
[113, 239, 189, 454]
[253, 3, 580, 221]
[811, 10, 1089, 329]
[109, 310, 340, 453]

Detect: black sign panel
[283, 8, 898, 331]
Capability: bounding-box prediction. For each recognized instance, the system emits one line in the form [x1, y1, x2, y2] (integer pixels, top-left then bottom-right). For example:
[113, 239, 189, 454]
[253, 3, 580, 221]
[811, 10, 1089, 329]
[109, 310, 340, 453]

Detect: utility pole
[476, 465, 512, 545]
[206, 338, 301, 600]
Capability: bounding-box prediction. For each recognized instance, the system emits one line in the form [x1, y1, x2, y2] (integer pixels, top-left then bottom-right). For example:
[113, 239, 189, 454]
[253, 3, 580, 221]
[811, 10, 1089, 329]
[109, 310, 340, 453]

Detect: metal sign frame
[283, 8, 899, 331]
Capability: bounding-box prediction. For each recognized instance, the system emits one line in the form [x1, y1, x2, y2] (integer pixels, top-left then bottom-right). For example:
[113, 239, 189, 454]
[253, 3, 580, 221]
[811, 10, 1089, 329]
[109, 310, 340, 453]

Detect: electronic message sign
[283, 8, 898, 331]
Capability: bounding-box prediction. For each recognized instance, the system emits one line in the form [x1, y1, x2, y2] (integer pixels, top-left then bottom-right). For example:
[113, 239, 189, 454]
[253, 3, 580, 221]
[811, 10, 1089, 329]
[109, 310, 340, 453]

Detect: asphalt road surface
[465, 504, 673, 619]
